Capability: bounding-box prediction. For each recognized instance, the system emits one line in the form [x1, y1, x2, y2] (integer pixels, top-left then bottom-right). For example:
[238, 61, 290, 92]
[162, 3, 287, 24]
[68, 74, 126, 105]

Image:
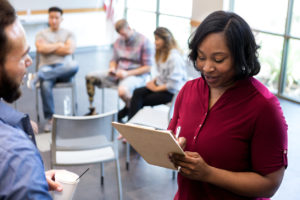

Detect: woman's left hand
[146, 80, 157, 91]
[170, 151, 211, 181]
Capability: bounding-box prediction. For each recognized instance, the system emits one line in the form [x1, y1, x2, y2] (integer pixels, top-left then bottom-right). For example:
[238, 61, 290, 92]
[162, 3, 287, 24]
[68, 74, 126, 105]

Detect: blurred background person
[127, 27, 187, 121]
[30, 6, 78, 132]
[85, 19, 154, 121]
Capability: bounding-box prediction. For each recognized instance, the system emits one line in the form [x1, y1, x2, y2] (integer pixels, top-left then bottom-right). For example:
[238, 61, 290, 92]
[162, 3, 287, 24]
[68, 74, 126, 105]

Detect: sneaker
[85, 107, 98, 116]
[44, 118, 53, 133]
[26, 73, 39, 90]
[117, 106, 128, 122]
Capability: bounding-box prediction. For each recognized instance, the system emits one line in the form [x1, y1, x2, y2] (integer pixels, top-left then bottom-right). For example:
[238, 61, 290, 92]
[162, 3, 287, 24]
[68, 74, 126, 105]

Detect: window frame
[230, 0, 300, 104]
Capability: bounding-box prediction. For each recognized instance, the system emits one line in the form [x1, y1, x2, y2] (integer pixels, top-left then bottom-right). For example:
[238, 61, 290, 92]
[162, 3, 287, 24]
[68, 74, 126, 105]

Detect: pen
[175, 126, 182, 173]
[175, 126, 181, 139]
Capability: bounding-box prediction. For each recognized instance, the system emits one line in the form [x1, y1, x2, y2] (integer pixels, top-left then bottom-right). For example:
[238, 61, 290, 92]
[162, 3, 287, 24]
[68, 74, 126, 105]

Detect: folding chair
[51, 111, 122, 200]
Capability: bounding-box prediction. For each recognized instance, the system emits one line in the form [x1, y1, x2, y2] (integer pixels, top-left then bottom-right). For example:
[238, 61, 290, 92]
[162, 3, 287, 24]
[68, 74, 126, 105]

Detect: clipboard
[112, 122, 184, 170]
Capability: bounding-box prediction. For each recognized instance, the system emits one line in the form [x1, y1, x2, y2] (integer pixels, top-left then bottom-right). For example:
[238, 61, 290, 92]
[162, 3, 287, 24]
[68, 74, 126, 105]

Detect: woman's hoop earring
[242, 66, 246, 74]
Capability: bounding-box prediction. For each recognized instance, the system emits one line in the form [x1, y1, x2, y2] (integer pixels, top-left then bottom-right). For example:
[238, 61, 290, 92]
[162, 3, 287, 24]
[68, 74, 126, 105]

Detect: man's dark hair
[188, 11, 260, 80]
[0, 0, 16, 68]
[0, 0, 21, 103]
[48, 6, 63, 15]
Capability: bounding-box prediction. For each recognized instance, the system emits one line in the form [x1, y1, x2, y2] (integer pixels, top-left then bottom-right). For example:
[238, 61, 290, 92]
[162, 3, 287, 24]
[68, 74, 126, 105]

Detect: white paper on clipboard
[112, 122, 184, 170]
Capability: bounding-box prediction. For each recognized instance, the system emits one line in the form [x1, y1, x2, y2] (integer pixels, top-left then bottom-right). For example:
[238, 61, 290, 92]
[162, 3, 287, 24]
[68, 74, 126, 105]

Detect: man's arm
[35, 39, 63, 54]
[108, 60, 118, 75]
[146, 79, 167, 92]
[115, 66, 151, 80]
[0, 146, 53, 199]
[54, 38, 76, 56]
[126, 65, 151, 76]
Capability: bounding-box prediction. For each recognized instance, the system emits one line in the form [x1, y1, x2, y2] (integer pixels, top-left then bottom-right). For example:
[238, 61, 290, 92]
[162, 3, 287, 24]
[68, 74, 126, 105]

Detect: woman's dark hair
[48, 6, 63, 15]
[188, 11, 260, 79]
[0, 0, 16, 68]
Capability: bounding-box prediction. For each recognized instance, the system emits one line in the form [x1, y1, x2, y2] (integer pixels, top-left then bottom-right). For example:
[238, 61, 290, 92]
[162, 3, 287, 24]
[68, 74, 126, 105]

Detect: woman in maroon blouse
[169, 11, 288, 200]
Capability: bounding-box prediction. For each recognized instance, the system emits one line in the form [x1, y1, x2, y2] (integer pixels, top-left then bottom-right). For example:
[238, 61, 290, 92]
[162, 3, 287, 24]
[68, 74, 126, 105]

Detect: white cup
[53, 170, 79, 200]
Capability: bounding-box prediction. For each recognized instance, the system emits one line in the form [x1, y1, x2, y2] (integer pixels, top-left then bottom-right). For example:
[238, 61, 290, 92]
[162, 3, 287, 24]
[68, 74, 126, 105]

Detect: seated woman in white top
[127, 27, 187, 121]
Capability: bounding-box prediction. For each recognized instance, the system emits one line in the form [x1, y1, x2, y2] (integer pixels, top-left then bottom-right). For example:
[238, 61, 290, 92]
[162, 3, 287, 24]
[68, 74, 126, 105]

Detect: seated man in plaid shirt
[85, 19, 154, 121]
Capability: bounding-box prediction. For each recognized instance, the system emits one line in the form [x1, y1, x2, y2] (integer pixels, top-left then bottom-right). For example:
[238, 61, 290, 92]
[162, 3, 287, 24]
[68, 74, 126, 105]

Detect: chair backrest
[51, 110, 117, 152]
[128, 92, 179, 130]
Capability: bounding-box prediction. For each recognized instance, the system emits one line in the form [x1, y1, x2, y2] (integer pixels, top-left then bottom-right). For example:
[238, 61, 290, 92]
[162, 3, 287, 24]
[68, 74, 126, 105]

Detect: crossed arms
[35, 38, 75, 56]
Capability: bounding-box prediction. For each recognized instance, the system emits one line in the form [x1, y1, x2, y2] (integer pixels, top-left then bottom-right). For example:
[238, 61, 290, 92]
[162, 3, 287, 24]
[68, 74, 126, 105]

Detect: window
[126, 0, 157, 12]
[290, 0, 300, 37]
[234, 0, 287, 34]
[125, 0, 192, 51]
[159, 0, 192, 18]
[126, 9, 156, 41]
[284, 39, 300, 100]
[229, 0, 300, 103]
[159, 15, 191, 52]
[255, 32, 284, 93]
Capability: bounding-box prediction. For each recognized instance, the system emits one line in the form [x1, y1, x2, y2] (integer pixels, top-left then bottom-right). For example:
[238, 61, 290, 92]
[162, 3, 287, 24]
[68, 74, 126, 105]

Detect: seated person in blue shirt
[127, 27, 187, 120]
[0, 1, 62, 198]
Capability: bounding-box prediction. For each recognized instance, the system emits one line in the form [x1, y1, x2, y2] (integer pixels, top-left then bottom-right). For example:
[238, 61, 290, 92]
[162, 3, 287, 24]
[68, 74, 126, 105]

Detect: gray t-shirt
[156, 49, 187, 94]
[36, 28, 75, 67]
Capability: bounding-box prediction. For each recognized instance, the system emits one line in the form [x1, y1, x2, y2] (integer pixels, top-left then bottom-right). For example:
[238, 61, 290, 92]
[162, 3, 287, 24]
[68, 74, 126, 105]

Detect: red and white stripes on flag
[104, 0, 114, 21]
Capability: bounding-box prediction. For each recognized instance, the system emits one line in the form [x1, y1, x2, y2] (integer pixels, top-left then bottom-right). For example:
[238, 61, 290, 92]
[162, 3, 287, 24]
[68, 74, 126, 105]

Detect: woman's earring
[242, 66, 246, 73]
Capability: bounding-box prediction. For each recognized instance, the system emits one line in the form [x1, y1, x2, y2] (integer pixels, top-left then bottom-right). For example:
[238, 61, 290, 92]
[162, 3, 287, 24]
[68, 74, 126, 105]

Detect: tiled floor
[15, 47, 300, 200]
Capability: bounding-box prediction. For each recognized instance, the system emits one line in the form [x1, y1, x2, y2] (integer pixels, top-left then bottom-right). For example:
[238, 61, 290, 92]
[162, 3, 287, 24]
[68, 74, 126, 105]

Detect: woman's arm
[146, 79, 167, 92]
[171, 151, 285, 198]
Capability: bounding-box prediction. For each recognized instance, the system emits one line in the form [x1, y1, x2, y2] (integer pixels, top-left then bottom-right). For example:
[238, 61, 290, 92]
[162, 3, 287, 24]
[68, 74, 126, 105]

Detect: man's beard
[0, 67, 22, 103]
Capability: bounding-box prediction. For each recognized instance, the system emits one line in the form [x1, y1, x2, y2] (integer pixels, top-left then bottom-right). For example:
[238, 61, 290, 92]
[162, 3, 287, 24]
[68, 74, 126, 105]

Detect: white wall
[10, 0, 103, 11]
[14, 0, 224, 50]
[191, 0, 223, 22]
[11, 0, 125, 50]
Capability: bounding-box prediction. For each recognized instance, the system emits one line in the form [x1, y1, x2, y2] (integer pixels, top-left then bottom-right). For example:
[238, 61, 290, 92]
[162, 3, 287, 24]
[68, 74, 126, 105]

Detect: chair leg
[100, 162, 104, 185]
[36, 89, 40, 124]
[115, 158, 123, 200]
[172, 170, 176, 180]
[72, 83, 77, 116]
[117, 93, 120, 111]
[101, 88, 105, 114]
[126, 142, 130, 171]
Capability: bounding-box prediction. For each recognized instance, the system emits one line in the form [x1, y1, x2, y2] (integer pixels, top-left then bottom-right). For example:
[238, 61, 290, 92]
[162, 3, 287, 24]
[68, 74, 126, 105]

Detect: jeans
[38, 63, 78, 119]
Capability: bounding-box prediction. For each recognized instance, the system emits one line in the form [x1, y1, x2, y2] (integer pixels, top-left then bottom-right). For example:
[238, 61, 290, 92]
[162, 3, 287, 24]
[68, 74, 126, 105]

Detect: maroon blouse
[168, 77, 288, 200]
